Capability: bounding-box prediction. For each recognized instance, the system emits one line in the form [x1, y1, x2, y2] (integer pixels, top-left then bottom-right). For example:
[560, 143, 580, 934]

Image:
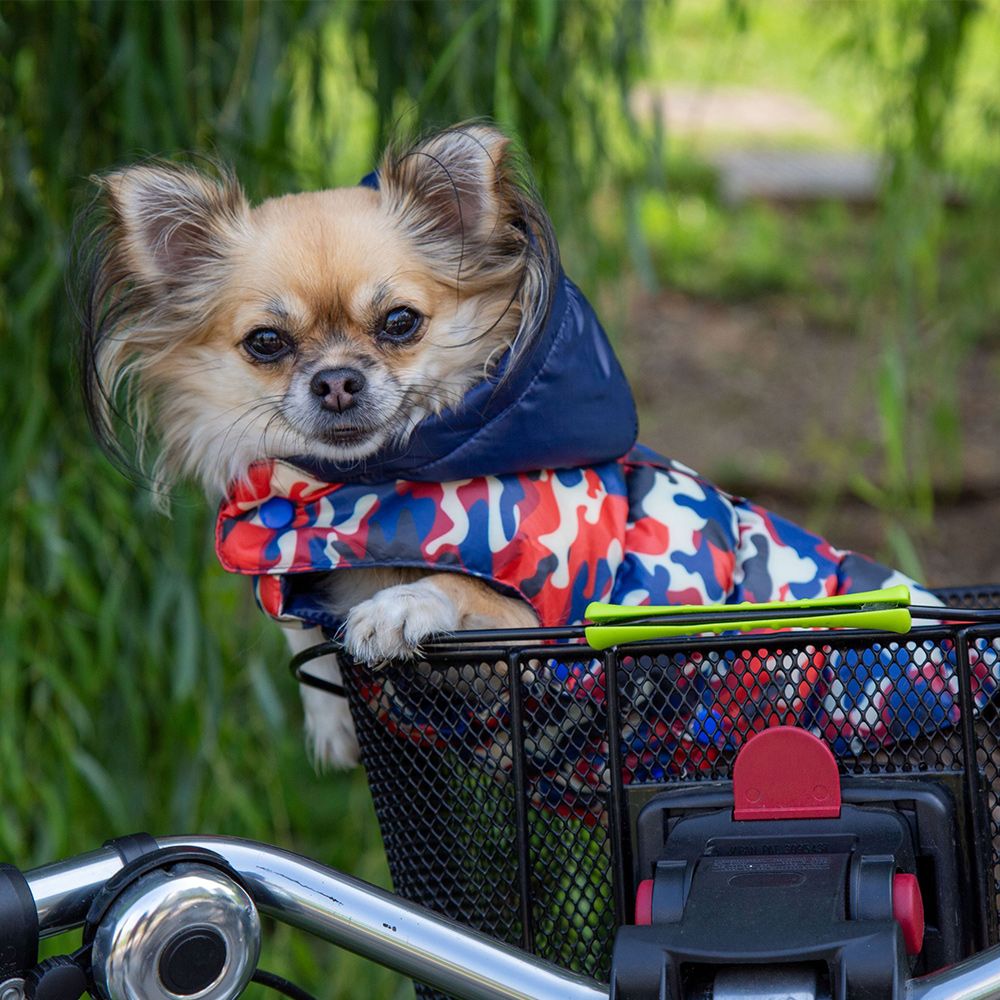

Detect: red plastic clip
[893, 873, 925, 955]
[733, 727, 841, 821]
[634, 879, 653, 925]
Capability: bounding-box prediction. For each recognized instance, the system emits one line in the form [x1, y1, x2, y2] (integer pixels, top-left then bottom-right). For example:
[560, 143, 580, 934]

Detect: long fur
[379, 125, 560, 369]
[75, 160, 250, 499]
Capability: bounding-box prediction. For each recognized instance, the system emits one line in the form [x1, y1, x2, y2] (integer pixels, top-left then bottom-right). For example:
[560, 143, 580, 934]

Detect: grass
[0, 5, 408, 995]
[644, 0, 873, 150]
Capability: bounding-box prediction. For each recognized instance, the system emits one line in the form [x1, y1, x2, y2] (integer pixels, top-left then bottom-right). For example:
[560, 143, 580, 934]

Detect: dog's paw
[343, 581, 458, 664]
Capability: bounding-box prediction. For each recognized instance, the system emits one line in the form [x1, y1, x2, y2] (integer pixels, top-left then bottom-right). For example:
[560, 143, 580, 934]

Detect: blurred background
[2, 0, 999, 995]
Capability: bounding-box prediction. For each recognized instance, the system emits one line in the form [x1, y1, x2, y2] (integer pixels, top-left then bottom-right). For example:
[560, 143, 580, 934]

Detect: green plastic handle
[584, 585, 911, 624]
[583, 607, 913, 651]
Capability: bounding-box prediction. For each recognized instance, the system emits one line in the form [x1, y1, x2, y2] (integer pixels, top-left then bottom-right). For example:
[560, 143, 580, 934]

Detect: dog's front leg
[343, 572, 538, 665]
[283, 626, 360, 768]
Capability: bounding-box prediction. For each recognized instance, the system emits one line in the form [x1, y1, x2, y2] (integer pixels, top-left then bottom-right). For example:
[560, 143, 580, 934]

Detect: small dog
[79, 126, 553, 764]
[78, 124, 934, 770]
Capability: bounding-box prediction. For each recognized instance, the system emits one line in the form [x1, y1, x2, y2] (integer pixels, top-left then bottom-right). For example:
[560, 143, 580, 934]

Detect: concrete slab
[712, 148, 882, 204]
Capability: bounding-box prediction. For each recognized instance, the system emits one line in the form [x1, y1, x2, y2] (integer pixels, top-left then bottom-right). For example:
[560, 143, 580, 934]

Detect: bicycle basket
[339, 586, 1000, 997]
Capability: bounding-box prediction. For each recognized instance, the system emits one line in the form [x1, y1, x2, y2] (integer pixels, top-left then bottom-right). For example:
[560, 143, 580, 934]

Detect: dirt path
[619, 288, 1000, 587]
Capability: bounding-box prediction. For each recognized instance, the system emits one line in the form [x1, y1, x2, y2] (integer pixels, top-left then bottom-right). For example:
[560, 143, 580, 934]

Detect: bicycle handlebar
[26, 835, 605, 1000]
[18, 835, 1000, 1000]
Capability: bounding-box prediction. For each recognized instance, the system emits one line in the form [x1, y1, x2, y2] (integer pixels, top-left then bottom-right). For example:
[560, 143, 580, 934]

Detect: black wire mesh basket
[337, 586, 1000, 997]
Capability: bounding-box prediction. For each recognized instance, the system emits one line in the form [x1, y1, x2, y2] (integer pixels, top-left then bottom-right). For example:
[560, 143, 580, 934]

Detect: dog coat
[215, 443, 1000, 811]
[216, 444, 927, 631]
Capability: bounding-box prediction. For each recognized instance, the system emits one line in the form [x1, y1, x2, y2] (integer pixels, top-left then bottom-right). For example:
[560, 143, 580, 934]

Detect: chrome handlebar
[19, 835, 1000, 1000]
[26, 835, 605, 1000]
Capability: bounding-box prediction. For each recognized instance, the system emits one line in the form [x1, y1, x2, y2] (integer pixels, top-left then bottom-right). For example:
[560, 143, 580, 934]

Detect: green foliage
[0, 2, 663, 995]
[836, 0, 981, 576]
[0, 3, 406, 995]
[343, 0, 661, 272]
[634, 0, 1000, 575]
[638, 187, 808, 299]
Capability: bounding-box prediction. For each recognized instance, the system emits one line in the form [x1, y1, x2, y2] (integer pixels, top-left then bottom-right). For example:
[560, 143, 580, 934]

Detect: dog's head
[77, 125, 558, 499]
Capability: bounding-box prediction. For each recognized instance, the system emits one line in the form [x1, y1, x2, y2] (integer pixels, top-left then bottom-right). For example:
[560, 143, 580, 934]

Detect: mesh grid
[615, 639, 969, 781]
[344, 590, 1000, 997]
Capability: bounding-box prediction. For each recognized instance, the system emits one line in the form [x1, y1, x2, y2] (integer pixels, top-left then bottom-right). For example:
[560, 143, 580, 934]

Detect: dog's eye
[378, 307, 423, 344]
[243, 328, 293, 362]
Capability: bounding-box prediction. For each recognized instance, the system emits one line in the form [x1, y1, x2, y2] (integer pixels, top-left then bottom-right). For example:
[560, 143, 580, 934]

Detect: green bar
[583, 607, 913, 651]
[584, 585, 911, 624]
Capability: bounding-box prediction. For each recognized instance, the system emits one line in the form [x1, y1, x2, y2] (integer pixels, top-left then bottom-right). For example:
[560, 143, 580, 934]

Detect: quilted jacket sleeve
[728, 497, 942, 606]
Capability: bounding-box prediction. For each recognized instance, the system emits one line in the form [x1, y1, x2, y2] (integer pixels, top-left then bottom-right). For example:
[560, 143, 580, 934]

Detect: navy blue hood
[288, 177, 637, 484]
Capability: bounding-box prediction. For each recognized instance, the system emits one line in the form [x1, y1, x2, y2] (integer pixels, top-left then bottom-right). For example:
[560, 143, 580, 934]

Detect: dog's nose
[310, 368, 366, 412]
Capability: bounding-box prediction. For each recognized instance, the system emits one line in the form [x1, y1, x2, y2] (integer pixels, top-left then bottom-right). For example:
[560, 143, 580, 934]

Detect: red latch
[634, 879, 653, 925]
[733, 727, 841, 820]
[893, 873, 925, 955]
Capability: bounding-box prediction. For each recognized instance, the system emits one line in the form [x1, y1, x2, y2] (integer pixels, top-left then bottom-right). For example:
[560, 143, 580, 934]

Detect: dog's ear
[75, 161, 249, 496]
[100, 162, 249, 286]
[379, 124, 560, 358]
[379, 125, 515, 242]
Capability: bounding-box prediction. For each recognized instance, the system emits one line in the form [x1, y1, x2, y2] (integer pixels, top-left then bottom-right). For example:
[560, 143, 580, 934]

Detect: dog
[77, 123, 936, 770]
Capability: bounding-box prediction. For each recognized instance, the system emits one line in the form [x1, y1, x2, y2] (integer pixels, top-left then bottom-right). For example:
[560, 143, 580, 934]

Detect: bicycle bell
[85, 851, 260, 1000]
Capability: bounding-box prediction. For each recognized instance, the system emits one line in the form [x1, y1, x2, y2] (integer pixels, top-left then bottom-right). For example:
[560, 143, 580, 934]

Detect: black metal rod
[425, 605, 905, 648]
[289, 640, 342, 671]
[911, 605, 1000, 622]
[292, 667, 348, 698]
[603, 649, 630, 927]
[506, 651, 536, 954]
[289, 642, 349, 697]
[953, 628, 993, 952]
[427, 626, 585, 645]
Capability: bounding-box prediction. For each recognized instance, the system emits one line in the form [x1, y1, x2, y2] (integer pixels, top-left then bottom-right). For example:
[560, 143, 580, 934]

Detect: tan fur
[79, 125, 552, 766]
[415, 573, 539, 630]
